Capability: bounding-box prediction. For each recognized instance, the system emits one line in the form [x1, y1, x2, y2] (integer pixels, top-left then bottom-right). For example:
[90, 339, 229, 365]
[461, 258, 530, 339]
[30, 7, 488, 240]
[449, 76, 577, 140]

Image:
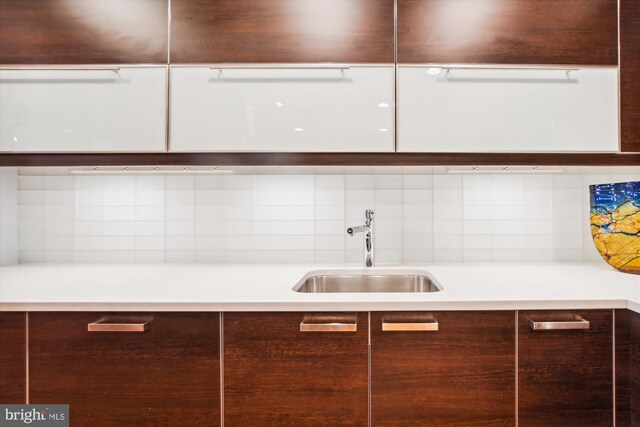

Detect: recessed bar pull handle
[210, 65, 350, 71]
[0, 67, 121, 72]
[528, 318, 590, 331]
[442, 65, 580, 72]
[382, 320, 439, 332]
[300, 314, 357, 332]
[88, 318, 152, 332]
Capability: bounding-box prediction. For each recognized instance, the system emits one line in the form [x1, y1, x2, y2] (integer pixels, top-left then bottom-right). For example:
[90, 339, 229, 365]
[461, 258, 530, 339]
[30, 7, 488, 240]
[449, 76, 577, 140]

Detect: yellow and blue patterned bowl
[589, 181, 640, 274]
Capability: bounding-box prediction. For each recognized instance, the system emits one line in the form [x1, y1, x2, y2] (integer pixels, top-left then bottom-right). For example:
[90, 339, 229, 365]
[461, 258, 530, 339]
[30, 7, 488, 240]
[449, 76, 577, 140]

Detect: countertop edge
[0, 298, 634, 313]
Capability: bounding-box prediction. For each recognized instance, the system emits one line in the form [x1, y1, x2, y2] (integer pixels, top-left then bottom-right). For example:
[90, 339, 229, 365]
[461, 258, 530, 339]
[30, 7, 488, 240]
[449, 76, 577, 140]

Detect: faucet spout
[347, 209, 375, 267]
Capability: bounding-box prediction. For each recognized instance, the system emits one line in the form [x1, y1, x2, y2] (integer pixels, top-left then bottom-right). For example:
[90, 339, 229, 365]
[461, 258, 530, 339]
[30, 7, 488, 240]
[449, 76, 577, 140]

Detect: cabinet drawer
[170, 66, 394, 152]
[29, 312, 220, 427]
[224, 312, 368, 426]
[397, 66, 618, 153]
[371, 311, 516, 426]
[0, 312, 26, 404]
[518, 310, 613, 427]
[0, 67, 167, 152]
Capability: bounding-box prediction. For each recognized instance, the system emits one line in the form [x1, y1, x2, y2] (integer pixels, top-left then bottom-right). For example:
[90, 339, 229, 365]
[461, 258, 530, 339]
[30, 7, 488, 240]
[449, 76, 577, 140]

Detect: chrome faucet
[347, 209, 375, 267]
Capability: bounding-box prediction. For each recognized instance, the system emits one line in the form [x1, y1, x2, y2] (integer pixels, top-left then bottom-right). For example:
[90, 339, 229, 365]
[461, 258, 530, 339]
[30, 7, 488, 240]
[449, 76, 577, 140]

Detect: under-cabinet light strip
[68, 166, 235, 175]
[447, 166, 564, 174]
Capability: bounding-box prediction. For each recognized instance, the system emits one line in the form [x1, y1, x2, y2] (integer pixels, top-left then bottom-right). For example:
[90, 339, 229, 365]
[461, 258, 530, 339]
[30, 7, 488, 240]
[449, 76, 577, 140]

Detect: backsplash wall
[13, 166, 640, 264]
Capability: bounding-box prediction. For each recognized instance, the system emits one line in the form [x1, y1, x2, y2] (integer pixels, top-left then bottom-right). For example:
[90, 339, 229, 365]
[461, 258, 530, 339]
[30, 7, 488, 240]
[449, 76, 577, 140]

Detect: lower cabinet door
[29, 312, 220, 427]
[223, 312, 369, 426]
[518, 310, 613, 427]
[0, 312, 26, 403]
[371, 311, 516, 426]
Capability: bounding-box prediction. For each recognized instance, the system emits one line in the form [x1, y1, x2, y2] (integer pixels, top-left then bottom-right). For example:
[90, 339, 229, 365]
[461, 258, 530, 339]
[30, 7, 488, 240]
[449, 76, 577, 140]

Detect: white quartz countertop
[0, 263, 639, 313]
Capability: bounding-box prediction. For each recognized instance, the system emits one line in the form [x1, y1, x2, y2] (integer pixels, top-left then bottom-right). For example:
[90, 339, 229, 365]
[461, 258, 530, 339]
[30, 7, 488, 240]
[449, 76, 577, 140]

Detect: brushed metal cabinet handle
[299, 322, 357, 332]
[88, 319, 152, 332]
[382, 321, 439, 332]
[528, 318, 590, 331]
[299, 314, 357, 332]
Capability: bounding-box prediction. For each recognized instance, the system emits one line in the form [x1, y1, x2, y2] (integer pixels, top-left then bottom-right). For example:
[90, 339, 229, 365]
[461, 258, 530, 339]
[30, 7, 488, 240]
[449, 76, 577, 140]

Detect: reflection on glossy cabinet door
[0, 312, 25, 404]
[371, 311, 516, 426]
[0, 0, 169, 64]
[171, 0, 394, 64]
[397, 0, 618, 65]
[518, 310, 613, 427]
[29, 312, 220, 426]
[397, 66, 619, 152]
[0, 67, 167, 152]
[170, 66, 394, 152]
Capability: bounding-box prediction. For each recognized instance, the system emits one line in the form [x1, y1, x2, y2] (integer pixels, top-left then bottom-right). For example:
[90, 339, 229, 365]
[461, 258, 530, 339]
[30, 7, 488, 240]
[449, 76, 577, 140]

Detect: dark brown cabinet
[223, 312, 369, 426]
[620, 0, 640, 152]
[0, 312, 26, 404]
[0, 0, 168, 64]
[518, 310, 613, 427]
[397, 0, 618, 65]
[371, 311, 516, 426]
[616, 309, 640, 427]
[29, 312, 220, 427]
[170, 0, 394, 64]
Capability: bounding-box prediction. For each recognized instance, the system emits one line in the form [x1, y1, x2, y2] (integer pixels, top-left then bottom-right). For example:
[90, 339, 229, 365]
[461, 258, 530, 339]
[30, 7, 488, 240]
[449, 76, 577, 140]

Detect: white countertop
[1, 263, 639, 313]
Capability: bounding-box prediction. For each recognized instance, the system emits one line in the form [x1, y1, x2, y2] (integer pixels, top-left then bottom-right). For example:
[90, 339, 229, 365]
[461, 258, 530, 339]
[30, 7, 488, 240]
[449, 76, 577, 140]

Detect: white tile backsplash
[11, 166, 640, 264]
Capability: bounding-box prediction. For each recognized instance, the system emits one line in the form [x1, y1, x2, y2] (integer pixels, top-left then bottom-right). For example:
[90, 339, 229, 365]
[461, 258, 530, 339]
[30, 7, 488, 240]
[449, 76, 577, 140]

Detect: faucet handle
[365, 209, 374, 226]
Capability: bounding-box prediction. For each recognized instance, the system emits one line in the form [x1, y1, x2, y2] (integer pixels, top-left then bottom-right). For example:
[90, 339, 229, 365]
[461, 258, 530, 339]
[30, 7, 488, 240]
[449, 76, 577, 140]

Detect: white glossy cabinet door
[170, 66, 394, 152]
[397, 67, 619, 153]
[0, 67, 167, 152]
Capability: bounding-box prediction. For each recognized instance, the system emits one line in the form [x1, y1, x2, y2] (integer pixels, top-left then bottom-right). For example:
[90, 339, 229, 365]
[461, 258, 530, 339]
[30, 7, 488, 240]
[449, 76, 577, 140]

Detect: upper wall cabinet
[170, 0, 394, 63]
[0, 0, 168, 64]
[0, 67, 167, 152]
[397, 66, 619, 153]
[170, 66, 394, 152]
[397, 0, 618, 65]
[621, 0, 640, 152]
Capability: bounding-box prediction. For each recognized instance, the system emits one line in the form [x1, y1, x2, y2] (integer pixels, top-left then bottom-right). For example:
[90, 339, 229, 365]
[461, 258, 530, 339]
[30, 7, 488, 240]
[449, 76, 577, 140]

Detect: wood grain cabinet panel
[617, 310, 633, 427]
[0, 312, 26, 404]
[29, 312, 220, 427]
[170, 0, 394, 63]
[0, 0, 168, 64]
[397, 0, 618, 65]
[224, 312, 369, 426]
[370, 311, 516, 426]
[518, 310, 613, 427]
[615, 309, 640, 427]
[621, 0, 640, 152]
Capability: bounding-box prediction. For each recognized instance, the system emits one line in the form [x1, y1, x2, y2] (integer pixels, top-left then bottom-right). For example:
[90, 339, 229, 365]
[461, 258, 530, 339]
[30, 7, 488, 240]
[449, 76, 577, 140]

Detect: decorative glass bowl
[589, 181, 640, 274]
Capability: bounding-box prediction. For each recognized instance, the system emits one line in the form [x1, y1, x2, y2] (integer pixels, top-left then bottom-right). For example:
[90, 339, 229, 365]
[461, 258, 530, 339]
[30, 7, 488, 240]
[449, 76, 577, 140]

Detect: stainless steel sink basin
[293, 270, 442, 293]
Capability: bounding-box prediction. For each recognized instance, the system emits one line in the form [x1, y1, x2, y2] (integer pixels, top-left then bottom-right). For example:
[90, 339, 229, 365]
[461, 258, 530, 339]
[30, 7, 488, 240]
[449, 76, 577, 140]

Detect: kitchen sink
[293, 270, 442, 293]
